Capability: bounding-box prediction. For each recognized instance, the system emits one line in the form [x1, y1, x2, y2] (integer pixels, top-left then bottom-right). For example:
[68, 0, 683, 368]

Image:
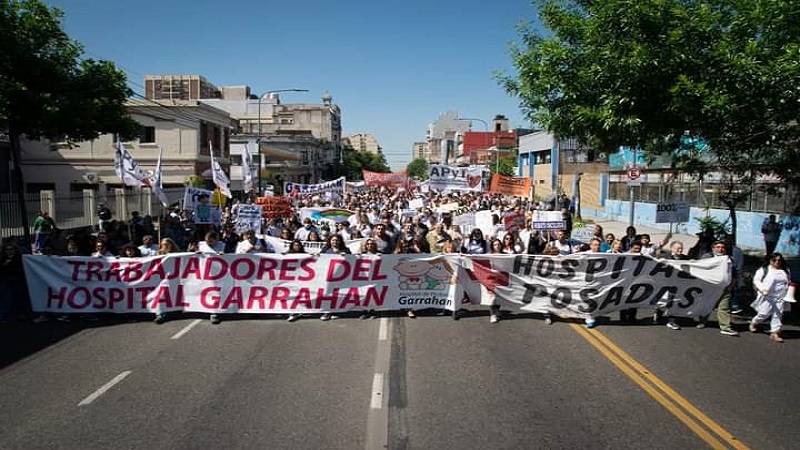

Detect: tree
[406, 158, 428, 180]
[498, 0, 800, 237]
[340, 146, 390, 180]
[1, 0, 140, 244]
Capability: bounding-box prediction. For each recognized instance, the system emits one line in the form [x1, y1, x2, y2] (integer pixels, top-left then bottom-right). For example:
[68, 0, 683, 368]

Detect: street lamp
[459, 117, 492, 170]
[256, 89, 308, 195]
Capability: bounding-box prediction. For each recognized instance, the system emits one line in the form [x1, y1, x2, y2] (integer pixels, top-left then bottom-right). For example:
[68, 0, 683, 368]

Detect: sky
[48, 0, 540, 170]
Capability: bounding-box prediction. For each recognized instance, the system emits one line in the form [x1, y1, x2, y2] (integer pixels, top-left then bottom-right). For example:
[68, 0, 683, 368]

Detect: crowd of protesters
[0, 186, 794, 343]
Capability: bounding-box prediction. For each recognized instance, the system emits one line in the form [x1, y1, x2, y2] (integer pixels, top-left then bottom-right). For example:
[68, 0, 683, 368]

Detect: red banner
[363, 169, 410, 188]
[255, 197, 293, 218]
[489, 174, 532, 197]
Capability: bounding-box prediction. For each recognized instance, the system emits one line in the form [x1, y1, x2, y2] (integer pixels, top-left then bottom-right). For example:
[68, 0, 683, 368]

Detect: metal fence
[608, 182, 798, 214]
[0, 187, 187, 240]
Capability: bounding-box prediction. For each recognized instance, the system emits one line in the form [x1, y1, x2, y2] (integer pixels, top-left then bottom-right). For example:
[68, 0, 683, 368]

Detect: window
[140, 126, 156, 144]
[229, 155, 243, 165]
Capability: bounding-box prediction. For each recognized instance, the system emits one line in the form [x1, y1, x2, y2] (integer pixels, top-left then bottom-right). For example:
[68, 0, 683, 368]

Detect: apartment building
[16, 99, 233, 194]
[342, 133, 382, 154]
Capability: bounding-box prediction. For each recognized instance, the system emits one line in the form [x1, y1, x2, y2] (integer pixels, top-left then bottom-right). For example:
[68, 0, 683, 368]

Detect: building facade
[202, 86, 342, 190]
[145, 75, 221, 101]
[15, 99, 233, 195]
[342, 133, 382, 154]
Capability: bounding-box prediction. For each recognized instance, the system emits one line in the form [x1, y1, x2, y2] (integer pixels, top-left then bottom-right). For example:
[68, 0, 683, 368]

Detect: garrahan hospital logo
[393, 257, 456, 309]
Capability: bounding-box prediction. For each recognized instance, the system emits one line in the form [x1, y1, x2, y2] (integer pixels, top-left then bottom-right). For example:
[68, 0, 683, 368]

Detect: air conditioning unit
[84, 172, 98, 183]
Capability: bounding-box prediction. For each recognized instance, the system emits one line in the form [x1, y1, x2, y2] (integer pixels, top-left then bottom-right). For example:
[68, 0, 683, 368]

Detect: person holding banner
[696, 241, 738, 336]
[619, 241, 643, 324]
[321, 235, 351, 256]
[286, 240, 309, 322]
[658, 241, 690, 330]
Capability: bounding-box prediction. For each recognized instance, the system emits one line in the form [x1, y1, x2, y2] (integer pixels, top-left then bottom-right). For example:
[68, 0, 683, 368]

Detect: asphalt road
[1, 309, 798, 450]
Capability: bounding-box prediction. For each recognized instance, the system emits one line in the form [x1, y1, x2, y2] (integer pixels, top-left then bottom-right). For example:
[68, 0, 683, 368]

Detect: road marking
[370, 373, 385, 409]
[569, 323, 750, 450]
[78, 371, 131, 406]
[170, 319, 202, 340]
[378, 317, 388, 341]
[365, 318, 392, 450]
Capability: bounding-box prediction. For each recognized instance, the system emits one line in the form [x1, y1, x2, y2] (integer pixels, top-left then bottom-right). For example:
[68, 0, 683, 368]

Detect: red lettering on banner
[68, 287, 91, 309]
[136, 286, 154, 309]
[143, 259, 167, 281]
[221, 287, 244, 310]
[122, 262, 143, 282]
[68, 261, 85, 281]
[269, 286, 290, 309]
[298, 258, 316, 281]
[203, 256, 228, 281]
[200, 287, 221, 309]
[92, 287, 108, 308]
[352, 259, 370, 280]
[326, 259, 349, 282]
[257, 257, 278, 279]
[230, 258, 256, 280]
[364, 286, 388, 307]
[181, 256, 202, 279]
[149, 286, 174, 309]
[315, 288, 339, 309]
[280, 258, 301, 281]
[247, 286, 268, 309]
[338, 287, 361, 309]
[108, 288, 125, 310]
[86, 261, 104, 281]
[104, 262, 122, 282]
[48, 286, 67, 308]
[290, 287, 313, 309]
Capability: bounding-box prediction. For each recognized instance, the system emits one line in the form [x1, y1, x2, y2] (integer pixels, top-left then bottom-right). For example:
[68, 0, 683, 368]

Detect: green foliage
[0, 0, 140, 139]
[184, 175, 204, 188]
[406, 158, 428, 180]
[341, 146, 390, 180]
[694, 212, 731, 242]
[498, 0, 800, 189]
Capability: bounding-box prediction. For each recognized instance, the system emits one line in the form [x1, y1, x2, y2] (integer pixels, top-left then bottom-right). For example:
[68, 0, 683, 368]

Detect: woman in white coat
[749, 253, 792, 342]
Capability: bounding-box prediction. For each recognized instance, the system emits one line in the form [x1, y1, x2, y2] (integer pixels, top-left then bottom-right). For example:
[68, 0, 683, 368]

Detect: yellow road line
[569, 323, 750, 450]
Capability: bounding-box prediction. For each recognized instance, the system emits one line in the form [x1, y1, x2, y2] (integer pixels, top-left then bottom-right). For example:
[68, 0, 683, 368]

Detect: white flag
[243, 142, 254, 193]
[151, 147, 170, 207]
[209, 141, 232, 198]
[114, 140, 151, 187]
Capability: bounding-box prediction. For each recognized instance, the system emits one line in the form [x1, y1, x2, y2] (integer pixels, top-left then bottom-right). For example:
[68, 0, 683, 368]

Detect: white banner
[262, 236, 365, 255]
[23, 254, 458, 314]
[24, 254, 729, 318]
[655, 202, 690, 223]
[298, 207, 354, 225]
[428, 165, 483, 192]
[284, 177, 345, 196]
[455, 254, 729, 318]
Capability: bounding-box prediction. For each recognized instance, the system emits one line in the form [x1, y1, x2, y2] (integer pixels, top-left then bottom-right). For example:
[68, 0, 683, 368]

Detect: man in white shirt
[294, 218, 317, 241]
[197, 231, 225, 254]
[138, 235, 158, 257]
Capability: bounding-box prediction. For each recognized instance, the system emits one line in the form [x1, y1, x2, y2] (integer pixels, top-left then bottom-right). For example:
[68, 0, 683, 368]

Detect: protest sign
[428, 165, 483, 192]
[255, 197, 293, 219]
[655, 202, 690, 223]
[363, 169, 410, 189]
[489, 174, 532, 197]
[235, 205, 262, 233]
[183, 187, 220, 225]
[530, 211, 566, 230]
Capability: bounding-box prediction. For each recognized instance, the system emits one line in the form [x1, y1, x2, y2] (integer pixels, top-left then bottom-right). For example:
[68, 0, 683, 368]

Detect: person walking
[749, 253, 792, 343]
[696, 241, 739, 336]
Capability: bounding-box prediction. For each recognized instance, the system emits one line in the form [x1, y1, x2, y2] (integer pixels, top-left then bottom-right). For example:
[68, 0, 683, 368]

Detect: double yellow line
[569, 323, 750, 450]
